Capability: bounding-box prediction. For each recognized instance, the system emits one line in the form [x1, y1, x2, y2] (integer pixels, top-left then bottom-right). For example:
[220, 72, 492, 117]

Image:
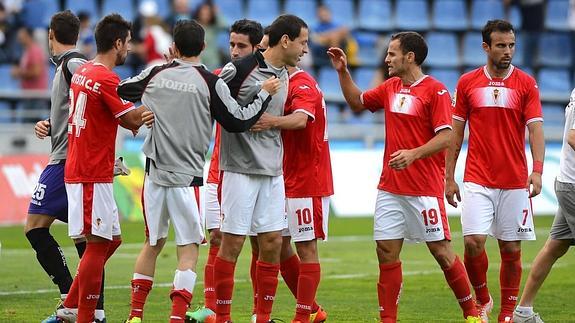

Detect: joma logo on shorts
[426, 228, 440, 233]
[299, 227, 313, 233]
[517, 228, 533, 233]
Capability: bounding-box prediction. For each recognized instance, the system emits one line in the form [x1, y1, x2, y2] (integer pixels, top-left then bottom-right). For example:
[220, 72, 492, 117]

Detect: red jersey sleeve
[452, 78, 468, 122]
[523, 77, 543, 124]
[361, 82, 389, 112]
[430, 83, 453, 132]
[287, 79, 317, 119]
[101, 74, 134, 118]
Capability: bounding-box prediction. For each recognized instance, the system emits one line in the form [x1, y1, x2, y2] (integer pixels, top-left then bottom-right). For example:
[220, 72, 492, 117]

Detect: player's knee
[464, 237, 486, 256]
[376, 242, 400, 264]
[209, 231, 222, 247]
[498, 240, 521, 254]
[544, 240, 570, 259]
[24, 214, 54, 233]
[428, 244, 454, 269]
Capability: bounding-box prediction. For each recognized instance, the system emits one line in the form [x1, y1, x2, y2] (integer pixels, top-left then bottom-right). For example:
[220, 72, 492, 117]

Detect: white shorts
[461, 182, 535, 241]
[220, 171, 285, 235]
[66, 183, 120, 240]
[285, 197, 330, 242]
[204, 183, 221, 230]
[374, 190, 450, 242]
[142, 176, 205, 246]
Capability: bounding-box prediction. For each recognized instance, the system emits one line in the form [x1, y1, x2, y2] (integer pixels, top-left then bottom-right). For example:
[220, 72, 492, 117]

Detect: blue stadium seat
[214, 0, 244, 25]
[348, 111, 375, 124]
[137, 0, 171, 19]
[395, 0, 430, 31]
[542, 104, 566, 126]
[433, 0, 468, 31]
[508, 5, 522, 28]
[216, 31, 230, 59]
[354, 67, 375, 90]
[324, 0, 356, 28]
[537, 33, 572, 67]
[425, 32, 460, 68]
[65, 0, 99, 21]
[284, 0, 318, 27]
[538, 69, 572, 97]
[0, 64, 20, 90]
[354, 31, 381, 67]
[470, 0, 504, 30]
[462, 32, 484, 67]
[44, 0, 62, 27]
[318, 67, 343, 100]
[545, 0, 570, 31]
[429, 68, 460, 95]
[511, 33, 524, 67]
[114, 66, 135, 81]
[247, 0, 280, 27]
[357, 0, 392, 31]
[102, 0, 135, 20]
[326, 103, 341, 123]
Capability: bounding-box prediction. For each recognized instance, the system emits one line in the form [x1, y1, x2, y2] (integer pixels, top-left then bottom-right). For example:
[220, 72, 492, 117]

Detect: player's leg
[26, 163, 74, 301]
[288, 197, 329, 323]
[249, 233, 260, 317]
[461, 182, 495, 315]
[373, 190, 406, 322]
[514, 180, 575, 322]
[413, 195, 478, 320]
[215, 171, 256, 322]
[168, 186, 205, 323]
[493, 187, 536, 322]
[204, 182, 223, 311]
[253, 174, 286, 323]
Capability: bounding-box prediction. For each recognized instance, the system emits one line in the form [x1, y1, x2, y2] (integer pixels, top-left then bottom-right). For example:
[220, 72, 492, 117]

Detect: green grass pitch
[1, 216, 574, 322]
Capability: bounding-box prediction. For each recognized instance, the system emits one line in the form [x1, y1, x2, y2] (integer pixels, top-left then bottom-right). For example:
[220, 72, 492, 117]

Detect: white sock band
[133, 273, 154, 281]
[173, 269, 197, 293]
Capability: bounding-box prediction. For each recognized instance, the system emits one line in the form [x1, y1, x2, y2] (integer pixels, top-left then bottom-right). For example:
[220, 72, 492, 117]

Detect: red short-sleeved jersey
[207, 68, 223, 184]
[361, 75, 452, 198]
[453, 66, 543, 189]
[282, 69, 334, 198]
[65, 62, 135, 183]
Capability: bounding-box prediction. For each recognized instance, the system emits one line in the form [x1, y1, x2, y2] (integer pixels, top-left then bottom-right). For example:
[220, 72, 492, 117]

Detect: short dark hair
[263, 25, 271, 36]
[94, 14, 132, 53]
[77, 11, 90, 23]
[482, 20, 514, 46]
[230, 19, 263, 46]
[50, 10, 80, 45]
[173, 19, 204, 57]
[267, 14, 308, 48]
[390, 31, 428, 66]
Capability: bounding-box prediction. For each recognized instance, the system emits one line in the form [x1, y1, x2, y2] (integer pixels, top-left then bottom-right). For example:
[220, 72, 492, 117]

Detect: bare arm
[327, 47, 365, 112]
[119, 106, 147, 131]
[527, 121, 545, 197]
[250, 111, 309, 132]
[445, 119, 466, 207]
[389, 128, 452, 170]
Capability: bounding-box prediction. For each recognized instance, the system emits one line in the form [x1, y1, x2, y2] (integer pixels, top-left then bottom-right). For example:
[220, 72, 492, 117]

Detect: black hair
[230, 19, 264, 46]
[94, 14, 132, 53]
[50, 10, 80, 45]
[173, 19, 205, 57]
[267, 14, 308, 48]
[390, 31, 428, 66]
[482, 20, 515, 46]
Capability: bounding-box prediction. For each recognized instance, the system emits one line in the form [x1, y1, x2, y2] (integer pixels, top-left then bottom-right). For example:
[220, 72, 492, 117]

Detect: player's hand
[262, 76, 281, 95]
[445, 178, 461, 207]
[250, 113, 275, 132]
[34, 119, 50, 139]
[389, 149, 417, 170]
[163, 46, 176, 63]
[142, 110, 155, 128]
[327, 47, 348, 73]
[527, 172, 542, 198]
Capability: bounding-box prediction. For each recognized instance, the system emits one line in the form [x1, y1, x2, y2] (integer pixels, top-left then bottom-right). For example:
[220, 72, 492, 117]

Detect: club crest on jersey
[398, 96, 406, 111]
[492, 88, 500, 105]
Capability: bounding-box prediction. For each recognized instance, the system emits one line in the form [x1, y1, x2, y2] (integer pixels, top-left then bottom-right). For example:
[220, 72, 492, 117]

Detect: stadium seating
[43, 0, 62, 27]
[0, 65, 20, 90]
[545, 0, 570, 31]
[537, 33, 572, 68]
[354, 67, 376, 90]
[425, 32, 460, 68]
[470, 0, 504, 30]
[247, 0, 280, 27]
[65, 0, 99, 21]
[542, 104, 566, 126]
[428, 68, 460, 94]
[357, 0, 392, 32]
[318, 67, 344, 100]
[214, 0, 244, 25]
[324, 0, 356, 28]
[114, 66, 135, 81]
[395, 0, 430, 31]
[354, 31, 381, 67]
[284, 0, 318, 27]
[103, 0, 135, 21]
[462, 32, 484, 67]
[432, 0, 468, 31]
[538, 68, 572, 97]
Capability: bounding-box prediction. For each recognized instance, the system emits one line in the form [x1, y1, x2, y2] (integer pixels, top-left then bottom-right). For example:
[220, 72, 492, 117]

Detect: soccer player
[22, 10, 102, 323]
[512, 89, 575, 323]
[56, 14, 146, 323]
[328, 32, 481, 322]
[250, 60, 334, 323]
[118, 19, 280, 323]
[445, 20, 545, 323]
[213, 14, 308, 323]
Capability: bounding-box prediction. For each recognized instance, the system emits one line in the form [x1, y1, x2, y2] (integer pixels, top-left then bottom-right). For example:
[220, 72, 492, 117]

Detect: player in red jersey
[250, 63, 333, 323]
[56, 14, 146, 323]
[328, 32, 481, 322]
[445, 20, 545, 323]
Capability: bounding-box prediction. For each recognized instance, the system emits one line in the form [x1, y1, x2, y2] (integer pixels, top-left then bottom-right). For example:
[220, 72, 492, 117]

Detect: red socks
[214, 257, 235, 323]
[499, 250, 522, 320]
[204, 246, 219, 311]
[378, 262, 402, 323]
[255, 261, 280, 323]
[464, 250, 491, 305]
[129, 275, 153, 319]
[280, 254, 300, 298]
[442, 257, 478, 318]
[170, 289, 192, 323]
[250, 251, 258, 314]
[294, 263, 321, 322]
[76, 241, 110, 323]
